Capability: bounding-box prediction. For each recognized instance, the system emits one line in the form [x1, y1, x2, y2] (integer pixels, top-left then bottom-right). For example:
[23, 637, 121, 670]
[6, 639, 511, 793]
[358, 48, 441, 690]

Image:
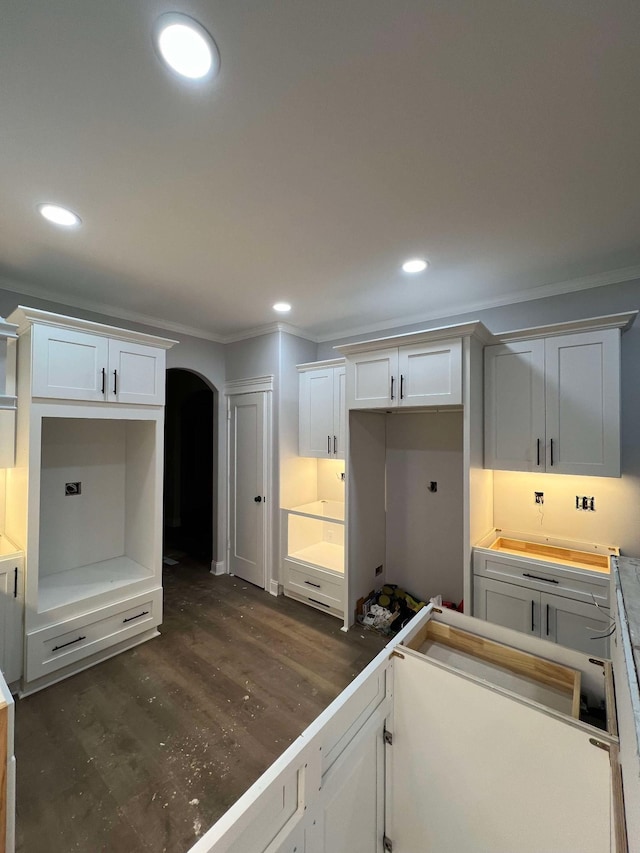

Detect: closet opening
[163, 368, 216, 566]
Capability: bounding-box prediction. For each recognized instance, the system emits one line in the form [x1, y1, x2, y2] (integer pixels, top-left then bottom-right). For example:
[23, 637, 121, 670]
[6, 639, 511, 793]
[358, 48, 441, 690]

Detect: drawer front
[474, 551, 609, 606]
[26, 590, 162, 681]
[284, 560, 343, 614]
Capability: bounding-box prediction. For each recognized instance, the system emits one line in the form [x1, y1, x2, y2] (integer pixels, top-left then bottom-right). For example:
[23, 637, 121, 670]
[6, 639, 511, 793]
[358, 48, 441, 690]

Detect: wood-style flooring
[15, 559, 387, 852]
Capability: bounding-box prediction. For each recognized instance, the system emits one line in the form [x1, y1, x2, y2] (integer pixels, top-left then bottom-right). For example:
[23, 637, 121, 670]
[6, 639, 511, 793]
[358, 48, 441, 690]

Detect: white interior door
[228, 392, 267, 588]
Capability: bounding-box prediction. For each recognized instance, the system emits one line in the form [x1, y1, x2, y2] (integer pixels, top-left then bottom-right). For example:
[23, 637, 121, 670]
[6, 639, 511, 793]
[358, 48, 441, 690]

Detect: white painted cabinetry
[31, 321, 166, 404]
[189, 605, 623, 853]
[346, 336, 462, 409]
[485, 323, 629, 477]
[0, 537, 23, 686]
[473, 533, 615, 657]
[298, 360, 345, 458]
[5, 307, 176, 694]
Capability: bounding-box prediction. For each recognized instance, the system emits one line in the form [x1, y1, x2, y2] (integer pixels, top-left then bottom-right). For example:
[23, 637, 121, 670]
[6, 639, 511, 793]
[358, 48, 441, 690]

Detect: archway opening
[163, 368, 215, 565]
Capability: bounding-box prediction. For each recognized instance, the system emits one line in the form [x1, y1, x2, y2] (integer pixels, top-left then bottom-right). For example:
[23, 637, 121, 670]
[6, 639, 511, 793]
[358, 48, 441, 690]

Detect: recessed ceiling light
[273, 302, 292, 313]
[153, 13, 220, 80]
[38, 204, 81, 228]
[402, 258, 428, 273]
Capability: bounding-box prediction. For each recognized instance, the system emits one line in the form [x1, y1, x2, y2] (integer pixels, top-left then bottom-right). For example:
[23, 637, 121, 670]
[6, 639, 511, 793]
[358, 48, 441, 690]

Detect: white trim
[269, 579, 281, 597]
[492, 310, 638, 343]
[211, 560, 226, 576]
[222, 322, 317, 344]
[316, 264, 640, 343]
[335, 321, 493, 356]
[8, 306, 177, 348]
[224, 375, 274, 395]
[297, 357, 345, 372]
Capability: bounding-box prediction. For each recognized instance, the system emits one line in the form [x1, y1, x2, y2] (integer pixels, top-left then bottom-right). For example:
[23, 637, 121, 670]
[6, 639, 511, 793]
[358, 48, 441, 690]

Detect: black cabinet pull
[123, 610, 149, 624]
[113, 369, 118, 395]
[309, 597, 330, 608]
[550, 438, 554, 466]
[400, 374, 405, 400]
[304, 580, 321, 588]
[546, 603, 550, 636]
[101, 367, 106, 394]
[13, 566, 17, 598]
[390, 375, 395, 400]
[531, 600, 535, 632]
[327, 435, 331, 455]
[52, 635, 86, 652]
[333, 435, 337, 454]
[536, 438, 540, 466]
[522, 572, 559, 584]
[254, 495, 262, 503]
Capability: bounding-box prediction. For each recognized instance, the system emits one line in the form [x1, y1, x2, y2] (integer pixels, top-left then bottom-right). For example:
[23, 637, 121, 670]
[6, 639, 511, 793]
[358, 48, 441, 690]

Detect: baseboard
[211, 560, 226, 576]
[269, 579, 281, 597]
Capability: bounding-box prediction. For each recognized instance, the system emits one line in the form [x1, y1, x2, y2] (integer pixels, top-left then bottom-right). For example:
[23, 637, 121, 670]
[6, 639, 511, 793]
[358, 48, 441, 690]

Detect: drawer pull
[522, 572, 559, 584]
[123, 610, 150, 624]
[113, 369, 118, 395]
[546, 603, 550, 635]
[52, 635, 86, 652]
[531, 600, 535, 632]
[309, 597, 330, 608]
[304, 580, 321, 588]
[101, 367, 106, 394]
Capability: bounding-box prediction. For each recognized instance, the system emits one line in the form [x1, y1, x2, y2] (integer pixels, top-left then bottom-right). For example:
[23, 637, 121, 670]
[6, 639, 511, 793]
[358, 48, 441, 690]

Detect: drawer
[284, 560, 343, 616]
[26, 589, 162, 681]
[473, 550, 609, 606]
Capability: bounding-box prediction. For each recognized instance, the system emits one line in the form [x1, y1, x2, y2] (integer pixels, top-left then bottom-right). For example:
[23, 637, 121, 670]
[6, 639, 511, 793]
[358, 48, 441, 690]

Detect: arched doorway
[163, 368, 216, 565]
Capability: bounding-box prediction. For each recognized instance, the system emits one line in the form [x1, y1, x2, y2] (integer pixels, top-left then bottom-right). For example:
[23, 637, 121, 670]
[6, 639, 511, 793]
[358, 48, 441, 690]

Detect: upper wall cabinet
[298, 360, 345, 458]
[485, 316, 636, 477]
[9, 308, 177, 406]
[344, 337, 463, 410]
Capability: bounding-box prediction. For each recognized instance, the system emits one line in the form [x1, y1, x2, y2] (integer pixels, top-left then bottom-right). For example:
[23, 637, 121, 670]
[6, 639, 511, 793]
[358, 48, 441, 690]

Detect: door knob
[254, 495, 262, 503]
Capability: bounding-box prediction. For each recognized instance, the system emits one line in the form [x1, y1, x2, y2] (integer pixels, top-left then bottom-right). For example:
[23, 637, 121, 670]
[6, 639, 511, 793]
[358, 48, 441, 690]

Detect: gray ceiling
[2, 1, 639, 341]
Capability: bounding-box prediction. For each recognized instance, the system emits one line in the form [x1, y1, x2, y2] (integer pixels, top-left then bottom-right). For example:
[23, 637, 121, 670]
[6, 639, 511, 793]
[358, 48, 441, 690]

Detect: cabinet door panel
[108, 340, 165, 405]
[474, 576, 539, 636]
[299, 369, 334, 457]
[542, 593, 611, 657]
[0, 558, 22, 684]
[398, 338, 462, 407]
[544, 330, 620, 476]
[346, 348, 397, 409]
[484, 340, 545, 471]
[32, 325, 108, 401]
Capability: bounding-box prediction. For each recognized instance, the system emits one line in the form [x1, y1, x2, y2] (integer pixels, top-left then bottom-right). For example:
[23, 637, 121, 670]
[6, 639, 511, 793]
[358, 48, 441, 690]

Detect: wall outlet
[575, 495, 596, 511]
[534, 492, 544, 505]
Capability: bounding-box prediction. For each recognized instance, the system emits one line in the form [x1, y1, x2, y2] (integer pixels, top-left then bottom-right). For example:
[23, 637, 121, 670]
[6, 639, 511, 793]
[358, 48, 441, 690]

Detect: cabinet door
[0, 558, 22, 684]
[333, 366, 346, 458]
[398, 338, 462, 407]
[484, 340, 545, 471]
[474, 576, 539, 636]
[544, 329, 620, 477]
[31, 325, 109, 401]
[107, 340, 165, 405]
[542, 593, 611, 657]
[299, 368, 335, 457]
[346, 348, 398, 409]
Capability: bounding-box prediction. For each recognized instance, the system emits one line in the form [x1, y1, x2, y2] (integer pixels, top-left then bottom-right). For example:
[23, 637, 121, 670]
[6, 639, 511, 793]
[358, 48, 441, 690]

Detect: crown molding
[224, 375, 274, 395]
[221, 321, 317, 344]
[315, 264, 640, 343]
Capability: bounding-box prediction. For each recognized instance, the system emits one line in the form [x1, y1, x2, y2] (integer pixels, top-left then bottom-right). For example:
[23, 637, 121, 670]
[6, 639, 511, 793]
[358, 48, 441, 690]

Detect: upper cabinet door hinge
[383, 835, 393, 852]
[383, 727, 393, 746]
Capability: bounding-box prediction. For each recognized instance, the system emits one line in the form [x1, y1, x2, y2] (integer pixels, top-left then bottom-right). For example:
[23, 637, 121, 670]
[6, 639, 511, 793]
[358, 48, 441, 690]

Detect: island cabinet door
[474, 576, 540, 636]
[387, 648, 612, 853]
[542, 592, 612, 658]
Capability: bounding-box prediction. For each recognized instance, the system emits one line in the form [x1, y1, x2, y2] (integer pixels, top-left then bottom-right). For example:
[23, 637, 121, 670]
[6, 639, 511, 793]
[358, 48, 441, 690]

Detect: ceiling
[1, 1, 640, 342]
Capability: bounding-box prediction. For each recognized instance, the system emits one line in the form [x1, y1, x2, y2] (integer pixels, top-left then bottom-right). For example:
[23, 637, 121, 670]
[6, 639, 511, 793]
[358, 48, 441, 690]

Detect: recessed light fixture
[402, 258, 428, 273]
[153, 13, 220, 80]
[273, 302, 292, 314]
[38, 204, 82, 228]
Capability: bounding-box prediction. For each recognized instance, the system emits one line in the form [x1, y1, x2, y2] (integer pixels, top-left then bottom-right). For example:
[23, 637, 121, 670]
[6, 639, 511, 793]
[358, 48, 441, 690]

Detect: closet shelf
[38, 556, 153, 612]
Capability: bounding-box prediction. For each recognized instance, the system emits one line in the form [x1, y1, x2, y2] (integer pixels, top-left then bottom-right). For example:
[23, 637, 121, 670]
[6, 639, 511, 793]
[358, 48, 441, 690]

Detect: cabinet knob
[254, 495, 262, 503]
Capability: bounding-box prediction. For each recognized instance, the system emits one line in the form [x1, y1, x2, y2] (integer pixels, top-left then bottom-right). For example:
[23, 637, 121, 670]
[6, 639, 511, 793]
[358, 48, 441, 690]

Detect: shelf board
[38, 556, 153, 612]
[289, 541, 344, 575]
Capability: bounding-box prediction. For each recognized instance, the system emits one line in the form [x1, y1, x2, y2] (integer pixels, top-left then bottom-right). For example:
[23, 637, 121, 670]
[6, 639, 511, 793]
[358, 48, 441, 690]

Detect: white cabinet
[473, 533, 614, 656]
[30, 321, 166, 405]
[5, 307, 176, 694]
[485, 328, 622, 476]
[189, 606, 621, 853]
[346, 337, 462, 410]
[298, 360, 345, 458]
[0, 538, 23, 685]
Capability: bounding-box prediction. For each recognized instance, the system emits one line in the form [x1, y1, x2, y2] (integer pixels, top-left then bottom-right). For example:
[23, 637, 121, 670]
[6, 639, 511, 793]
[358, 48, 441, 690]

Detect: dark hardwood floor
[15, 560, 387, 852]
